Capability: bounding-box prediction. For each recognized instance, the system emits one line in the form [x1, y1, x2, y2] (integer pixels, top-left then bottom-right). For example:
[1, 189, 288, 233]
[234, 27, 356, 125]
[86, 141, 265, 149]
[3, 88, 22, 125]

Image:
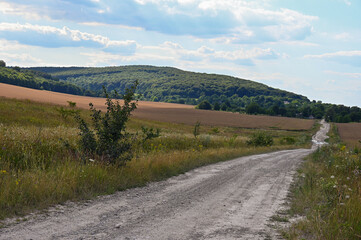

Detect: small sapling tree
[193, 121, 201, 139]
[75, 81, 138, 165]
[141, 126, 161, 144]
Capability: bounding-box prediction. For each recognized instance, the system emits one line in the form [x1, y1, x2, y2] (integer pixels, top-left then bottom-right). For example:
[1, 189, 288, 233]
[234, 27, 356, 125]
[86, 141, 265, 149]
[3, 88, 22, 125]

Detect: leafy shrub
[140, 126, 161, 143]
[67, 101, 77, 108]
[56, 107, 79, 120]
[246, 131, 273, 146]
[210, 127, 219, 134]
[280, 136, 296, 145]
[75, 82, 138, 165]
[197, 100, 212, 110]
[213, 102, 220, 111]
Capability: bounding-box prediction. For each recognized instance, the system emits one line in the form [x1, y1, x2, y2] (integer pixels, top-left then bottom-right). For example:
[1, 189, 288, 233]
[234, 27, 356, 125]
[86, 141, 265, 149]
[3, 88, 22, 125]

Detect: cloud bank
[0, 23, 137, 54]
[1, 0, 317, 43]
[305, 51, 361, 67]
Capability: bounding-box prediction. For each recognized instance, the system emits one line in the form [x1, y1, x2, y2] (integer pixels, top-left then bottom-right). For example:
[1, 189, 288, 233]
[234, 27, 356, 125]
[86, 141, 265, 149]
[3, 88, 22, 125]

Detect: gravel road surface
[0, 121, 329, 240]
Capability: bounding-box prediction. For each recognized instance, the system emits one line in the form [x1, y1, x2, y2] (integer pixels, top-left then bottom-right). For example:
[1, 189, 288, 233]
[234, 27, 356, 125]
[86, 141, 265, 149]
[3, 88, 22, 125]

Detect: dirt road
[0, 122, 329, 240]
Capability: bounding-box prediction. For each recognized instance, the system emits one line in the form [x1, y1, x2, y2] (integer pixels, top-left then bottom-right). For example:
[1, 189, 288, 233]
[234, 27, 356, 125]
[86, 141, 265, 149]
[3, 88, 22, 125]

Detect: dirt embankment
[0, 83, 314, 130]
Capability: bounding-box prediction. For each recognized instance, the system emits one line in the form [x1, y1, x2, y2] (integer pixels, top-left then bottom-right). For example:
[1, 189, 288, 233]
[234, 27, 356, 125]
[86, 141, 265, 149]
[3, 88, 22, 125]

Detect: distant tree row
[197, 100, 361, 123]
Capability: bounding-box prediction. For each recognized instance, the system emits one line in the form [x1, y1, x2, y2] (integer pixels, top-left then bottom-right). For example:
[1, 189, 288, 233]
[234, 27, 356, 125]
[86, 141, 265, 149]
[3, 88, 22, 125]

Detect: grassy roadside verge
[0, 97, 315, 222]
[282, 124, 361, 239]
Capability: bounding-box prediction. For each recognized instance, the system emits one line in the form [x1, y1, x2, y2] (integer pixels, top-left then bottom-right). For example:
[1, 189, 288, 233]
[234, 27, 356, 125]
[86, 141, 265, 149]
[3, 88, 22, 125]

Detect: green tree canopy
[197, 100, 212, 110]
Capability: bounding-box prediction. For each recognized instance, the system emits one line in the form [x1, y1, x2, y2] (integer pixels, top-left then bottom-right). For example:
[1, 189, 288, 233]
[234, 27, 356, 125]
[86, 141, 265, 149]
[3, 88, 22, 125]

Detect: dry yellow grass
[336, 122, 361, 147]
[0, 83, 314, 130]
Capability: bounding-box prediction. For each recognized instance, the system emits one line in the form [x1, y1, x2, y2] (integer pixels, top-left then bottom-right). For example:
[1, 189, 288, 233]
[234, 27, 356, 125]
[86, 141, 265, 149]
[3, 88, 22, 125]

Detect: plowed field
[0, 83, 314, 130]
[336, 123, 361, 147]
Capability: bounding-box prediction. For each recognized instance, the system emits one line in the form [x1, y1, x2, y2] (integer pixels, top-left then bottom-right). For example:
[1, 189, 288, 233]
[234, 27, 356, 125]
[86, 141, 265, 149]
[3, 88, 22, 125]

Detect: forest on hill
[0, 65, 94, 96]
[0, 62, 360, 123]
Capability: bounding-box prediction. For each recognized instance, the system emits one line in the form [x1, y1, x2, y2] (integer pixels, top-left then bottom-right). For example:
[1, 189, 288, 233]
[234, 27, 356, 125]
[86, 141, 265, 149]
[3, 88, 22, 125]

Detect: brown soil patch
[336, 123, 361, 147]
[0, 83, 314, 130]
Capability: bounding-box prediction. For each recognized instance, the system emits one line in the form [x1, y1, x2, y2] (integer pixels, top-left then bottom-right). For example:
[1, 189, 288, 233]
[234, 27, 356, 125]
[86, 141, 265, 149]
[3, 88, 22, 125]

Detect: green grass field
[0, 97, 315, 221]
[282, 124, 361, 239]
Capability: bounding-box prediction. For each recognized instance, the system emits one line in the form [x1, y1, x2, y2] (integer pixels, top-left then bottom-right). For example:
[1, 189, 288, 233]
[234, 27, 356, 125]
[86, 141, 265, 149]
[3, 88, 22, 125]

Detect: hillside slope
[0, 67, 93, 96]
[30, 65, 308, 108]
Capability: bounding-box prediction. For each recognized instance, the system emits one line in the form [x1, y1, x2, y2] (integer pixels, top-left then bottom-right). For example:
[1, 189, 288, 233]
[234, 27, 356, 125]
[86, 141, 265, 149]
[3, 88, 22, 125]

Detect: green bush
[140, 126, 161, 143]
[197, 100, 212, 110]
[75, 82, 138, 165]
[280, 136, 296, 145]
[246, 131, 273, 146]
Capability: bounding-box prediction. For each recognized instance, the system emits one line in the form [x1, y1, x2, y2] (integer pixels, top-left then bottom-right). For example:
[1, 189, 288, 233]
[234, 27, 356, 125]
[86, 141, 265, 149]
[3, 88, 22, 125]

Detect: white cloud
[0, 23, 138, 54]
[334, 32, 352, 41]
[81, 52, 122, 66]
[0, 2, 44, 20]
[305, 50, 361, 58]
[0, 52, 42, 66]
[305, 50, 361, 66]
[343, 0, 351, 6]
[0, 39, 27, 51]
[142, 41, 279, 66]
[0, 0, 317, 43]
[325, 70, 361, 79]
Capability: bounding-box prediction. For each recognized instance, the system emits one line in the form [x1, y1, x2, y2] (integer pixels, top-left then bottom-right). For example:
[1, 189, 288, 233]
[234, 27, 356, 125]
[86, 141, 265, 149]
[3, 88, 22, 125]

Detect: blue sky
[0, 0, 360, 107]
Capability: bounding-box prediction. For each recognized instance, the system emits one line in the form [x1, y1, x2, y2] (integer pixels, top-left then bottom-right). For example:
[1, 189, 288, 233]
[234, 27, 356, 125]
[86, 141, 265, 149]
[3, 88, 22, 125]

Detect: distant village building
[283, 101, 290, 105]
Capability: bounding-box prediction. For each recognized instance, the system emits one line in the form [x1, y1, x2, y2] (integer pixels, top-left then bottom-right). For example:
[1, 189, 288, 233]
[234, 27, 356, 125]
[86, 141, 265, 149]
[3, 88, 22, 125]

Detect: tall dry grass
[0, 98, 313, 221]
[283, 125, 361, 239]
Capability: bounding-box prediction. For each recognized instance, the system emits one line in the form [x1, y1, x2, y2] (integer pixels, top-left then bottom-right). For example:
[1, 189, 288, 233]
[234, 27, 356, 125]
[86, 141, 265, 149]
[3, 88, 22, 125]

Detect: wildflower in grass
[15, 179, 19, 185]
[345, 195, 350, 199]
[340, 145, 346, 151]
[330, 175, 335, 179]
[1, 170, 7, 174]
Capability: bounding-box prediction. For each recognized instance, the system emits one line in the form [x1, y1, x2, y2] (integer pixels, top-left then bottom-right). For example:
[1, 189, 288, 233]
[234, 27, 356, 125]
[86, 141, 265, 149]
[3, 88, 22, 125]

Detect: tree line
[1, 63, 359, 123]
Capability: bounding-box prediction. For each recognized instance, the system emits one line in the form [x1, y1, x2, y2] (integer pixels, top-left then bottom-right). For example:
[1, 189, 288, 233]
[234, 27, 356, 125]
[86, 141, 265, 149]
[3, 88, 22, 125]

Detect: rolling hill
[0, 64, 360, 122]
[30, 66, 308, 109]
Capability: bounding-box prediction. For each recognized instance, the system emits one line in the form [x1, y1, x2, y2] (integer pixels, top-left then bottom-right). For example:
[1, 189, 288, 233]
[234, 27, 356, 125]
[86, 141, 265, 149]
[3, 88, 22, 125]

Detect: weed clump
[280, 136, 296, 145]
[75, 82, 138, 165]
[246, 131, 273, 146]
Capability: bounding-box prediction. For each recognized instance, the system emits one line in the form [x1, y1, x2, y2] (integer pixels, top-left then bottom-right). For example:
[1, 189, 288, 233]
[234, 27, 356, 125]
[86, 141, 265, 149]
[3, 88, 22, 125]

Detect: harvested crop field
[336, 122, 361, 147]
[0, 83, 314, 130]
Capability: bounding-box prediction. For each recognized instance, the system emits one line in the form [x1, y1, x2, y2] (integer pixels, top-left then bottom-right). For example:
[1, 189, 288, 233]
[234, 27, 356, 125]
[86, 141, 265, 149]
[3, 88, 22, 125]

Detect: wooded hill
[30, 65, 307, 107]
[0, 66, 94, 96]
[0, 64, 360, 123]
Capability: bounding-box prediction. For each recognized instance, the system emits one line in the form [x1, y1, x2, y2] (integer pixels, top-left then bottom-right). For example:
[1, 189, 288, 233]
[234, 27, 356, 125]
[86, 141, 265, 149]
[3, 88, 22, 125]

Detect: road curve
[0, 122, 329, 240]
